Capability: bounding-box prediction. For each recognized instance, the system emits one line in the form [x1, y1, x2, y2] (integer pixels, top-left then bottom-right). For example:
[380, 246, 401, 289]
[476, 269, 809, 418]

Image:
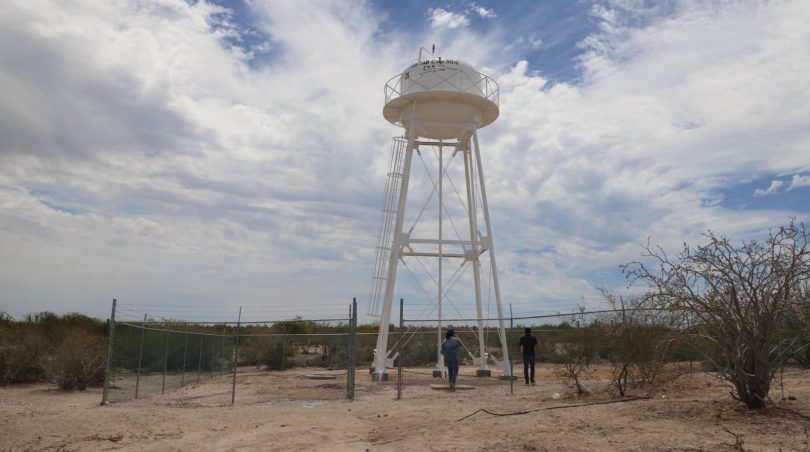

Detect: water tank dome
[383, 57, 499, 140]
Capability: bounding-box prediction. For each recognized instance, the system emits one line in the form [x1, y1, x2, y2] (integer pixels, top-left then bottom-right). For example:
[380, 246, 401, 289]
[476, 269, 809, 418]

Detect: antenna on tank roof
[418, 44, 438, 63]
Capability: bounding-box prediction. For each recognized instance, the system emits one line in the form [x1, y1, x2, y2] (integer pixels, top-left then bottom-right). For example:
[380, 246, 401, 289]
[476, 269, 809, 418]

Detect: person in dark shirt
[518, 327, 538, 385]
[441, 328, 462, 390]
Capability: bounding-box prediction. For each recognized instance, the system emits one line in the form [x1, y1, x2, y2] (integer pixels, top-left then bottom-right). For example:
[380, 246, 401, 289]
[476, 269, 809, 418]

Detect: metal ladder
[367, 137, 408, 317]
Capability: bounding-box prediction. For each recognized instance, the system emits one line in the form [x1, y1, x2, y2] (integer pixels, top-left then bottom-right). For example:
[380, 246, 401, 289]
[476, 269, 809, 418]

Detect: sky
[1, 0, 809, 323]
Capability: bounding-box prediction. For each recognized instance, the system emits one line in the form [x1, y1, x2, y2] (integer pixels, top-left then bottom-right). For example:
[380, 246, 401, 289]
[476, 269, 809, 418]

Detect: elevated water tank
[383, 58, 499, 140]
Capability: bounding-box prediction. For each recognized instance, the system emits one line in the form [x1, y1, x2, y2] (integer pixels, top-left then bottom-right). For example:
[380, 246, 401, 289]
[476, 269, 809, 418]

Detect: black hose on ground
[455, 396, 653, 422]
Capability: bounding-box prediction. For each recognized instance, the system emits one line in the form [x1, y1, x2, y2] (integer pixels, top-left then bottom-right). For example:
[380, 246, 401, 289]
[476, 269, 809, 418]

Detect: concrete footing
[371, 372, 389, 382]
[475, 369, 492, 377]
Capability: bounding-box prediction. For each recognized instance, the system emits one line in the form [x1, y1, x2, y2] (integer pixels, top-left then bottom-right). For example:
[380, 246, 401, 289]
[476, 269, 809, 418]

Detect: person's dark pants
[523, 355, 536, 383]
[447, 359, 459, 384]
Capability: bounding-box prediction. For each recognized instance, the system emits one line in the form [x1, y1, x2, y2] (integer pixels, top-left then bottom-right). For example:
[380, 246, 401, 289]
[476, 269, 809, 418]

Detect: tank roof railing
[384, 67, 499, 107]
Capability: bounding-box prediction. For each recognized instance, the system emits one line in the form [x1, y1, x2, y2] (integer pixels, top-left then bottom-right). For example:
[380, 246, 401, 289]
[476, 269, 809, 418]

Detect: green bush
[0, 325, 49, 383]
[49, 330, 106, 390]
[0, 312, 107, 388]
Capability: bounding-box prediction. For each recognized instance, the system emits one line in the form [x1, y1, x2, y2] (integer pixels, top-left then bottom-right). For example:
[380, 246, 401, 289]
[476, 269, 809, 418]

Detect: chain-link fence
[393, 305, 708, 400]
[101, 299, 804, 404]
[102, 300, 358, 406]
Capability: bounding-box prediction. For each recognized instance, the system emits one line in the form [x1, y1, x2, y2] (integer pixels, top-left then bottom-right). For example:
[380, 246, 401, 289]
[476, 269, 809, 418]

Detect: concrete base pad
[304, 374, 337, 380]
[430, 384, 475, 390]
[475, 369, 492, 377]
[432, 370, 443, 378]
[371, 372, 389, 382]
[499, 375, 518, 381]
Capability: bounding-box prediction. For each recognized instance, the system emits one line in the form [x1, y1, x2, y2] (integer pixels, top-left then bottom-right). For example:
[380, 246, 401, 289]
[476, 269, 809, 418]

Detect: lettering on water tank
[418, 62, 460, 75]
[408, 60, 460, 68]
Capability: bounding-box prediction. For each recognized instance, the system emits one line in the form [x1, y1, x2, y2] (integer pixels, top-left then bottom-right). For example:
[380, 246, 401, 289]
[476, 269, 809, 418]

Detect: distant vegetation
[2, 221, 807, 408]
[0, 312, 107, 389]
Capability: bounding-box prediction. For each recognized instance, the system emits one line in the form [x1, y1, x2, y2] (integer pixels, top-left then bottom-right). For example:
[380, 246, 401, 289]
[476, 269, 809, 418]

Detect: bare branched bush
[788, 283, 810, 367]
[599, 290, 679, 396]
[0, 321, 49, 383]
[623, 220, 810, 409]
[49, 330, 106, 390]
[552, 309, 596, 395]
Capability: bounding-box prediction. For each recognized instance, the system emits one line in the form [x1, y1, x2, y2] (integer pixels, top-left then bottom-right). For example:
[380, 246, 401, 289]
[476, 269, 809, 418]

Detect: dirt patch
[1, 369, 809, 451]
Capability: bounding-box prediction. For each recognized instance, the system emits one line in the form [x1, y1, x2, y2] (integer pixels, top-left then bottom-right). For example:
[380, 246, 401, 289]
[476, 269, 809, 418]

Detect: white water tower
[367, 49, 511, 380]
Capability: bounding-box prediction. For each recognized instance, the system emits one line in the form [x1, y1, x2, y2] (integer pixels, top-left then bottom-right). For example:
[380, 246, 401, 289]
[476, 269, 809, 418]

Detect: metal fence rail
[392, 304, 694, 399]
[102, 299, 806, 404]
[102, 300, 359, 406]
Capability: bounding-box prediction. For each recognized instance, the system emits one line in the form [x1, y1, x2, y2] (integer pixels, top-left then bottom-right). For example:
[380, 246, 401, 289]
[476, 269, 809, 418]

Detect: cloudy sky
[1, 0, 808, 323]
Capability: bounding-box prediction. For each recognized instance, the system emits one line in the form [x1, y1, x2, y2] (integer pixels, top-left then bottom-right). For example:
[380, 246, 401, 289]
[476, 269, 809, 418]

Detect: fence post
[508, 332, 514, 396]
[509, 303, 513, 330]
[281, 334, 286, 370]
[197, 333, 203, 383]
[333, 334, 339, 370]
[162, 330, 169, 394]
[220, 332, 226, 375]
[397, 298, 403, 400]
[346, 298, 357, 400]
[181, 323, 189, 386]
[101, 299, 117, 405]
[211, 334, 216, 379]
[135, 313, 147, 399]
[231, 307, 242, 405]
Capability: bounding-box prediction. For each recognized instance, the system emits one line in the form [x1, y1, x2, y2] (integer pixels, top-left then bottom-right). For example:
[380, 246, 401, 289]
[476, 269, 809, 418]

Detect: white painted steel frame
[371, 125, 511, 377]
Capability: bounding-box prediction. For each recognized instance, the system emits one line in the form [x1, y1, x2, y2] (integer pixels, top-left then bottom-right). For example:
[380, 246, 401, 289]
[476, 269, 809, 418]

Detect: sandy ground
[2, 368, 810, 451]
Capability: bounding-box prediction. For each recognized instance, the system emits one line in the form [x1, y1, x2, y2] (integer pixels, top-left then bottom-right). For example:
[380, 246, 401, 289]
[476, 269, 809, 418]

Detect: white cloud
[480, 0, 810, 306]
[471, 4, 497, 19]
[788, 174, 810, 191]
[427, 8, 470, 29]
[754, 180, 784, 197]
[0, 0, 409, 319]
[0, 0, 809, 321]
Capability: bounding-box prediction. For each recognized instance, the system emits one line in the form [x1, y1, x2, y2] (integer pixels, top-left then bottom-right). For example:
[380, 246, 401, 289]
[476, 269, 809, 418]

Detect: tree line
[2, 220, 808, 411]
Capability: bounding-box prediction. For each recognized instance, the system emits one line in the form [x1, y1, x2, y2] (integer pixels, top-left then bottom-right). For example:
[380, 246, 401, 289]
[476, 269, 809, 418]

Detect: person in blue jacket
[441, 328, 462, 390]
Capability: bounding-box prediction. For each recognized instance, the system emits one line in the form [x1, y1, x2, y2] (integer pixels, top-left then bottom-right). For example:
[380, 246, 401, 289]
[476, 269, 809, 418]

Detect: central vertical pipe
[464, 141, 487, 371]
[436, 144, 443, 373]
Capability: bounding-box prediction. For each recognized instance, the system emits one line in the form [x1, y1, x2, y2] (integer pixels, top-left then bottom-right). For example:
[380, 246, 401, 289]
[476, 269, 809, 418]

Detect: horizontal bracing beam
[401, 252, 466, 258]
[407, 238, 482, 246]
[413, 140, 463, 147]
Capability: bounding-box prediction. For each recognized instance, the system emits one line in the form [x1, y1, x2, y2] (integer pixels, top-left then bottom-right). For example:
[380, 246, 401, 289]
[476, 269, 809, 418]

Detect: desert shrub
[624, 220, 810, 409]
[48, 330, 106, 390]
[263, 339, 286, 370]
[0, 324, 49, 383]
[599, 291, 679, 396]
[355, 324, 383, 368]
[551, 319, 597, 395]
[0, 312, 107, 388]
[239, 336, 270, 368]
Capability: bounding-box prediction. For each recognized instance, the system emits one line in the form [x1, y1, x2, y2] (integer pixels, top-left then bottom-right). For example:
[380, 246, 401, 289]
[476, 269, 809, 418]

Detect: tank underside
[383, 92, 499, 140]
